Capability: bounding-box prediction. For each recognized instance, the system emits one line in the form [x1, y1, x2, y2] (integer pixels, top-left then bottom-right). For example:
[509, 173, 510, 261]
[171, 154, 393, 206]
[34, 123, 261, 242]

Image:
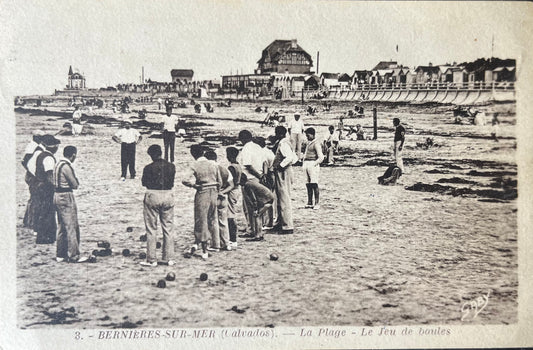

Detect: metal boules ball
[156, 242, 162, 249]
[166, 272, 176, 281]
[139, 235, 147, 242]
[157, 280, 166, 288]
[122, 249, 131, 257]
[269, 253, 279, 261]
[200, 273, 208, 281]
[126, 227, 134, 232]
[139, 252, 147, 259]
[88, 255, 97, 263]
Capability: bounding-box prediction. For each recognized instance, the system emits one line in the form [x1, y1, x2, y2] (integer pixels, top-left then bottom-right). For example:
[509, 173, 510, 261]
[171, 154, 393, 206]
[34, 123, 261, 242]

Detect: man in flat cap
[31, 135, 61, 244]
[22, 130, 45, 231]
[112, 119, 142, 181]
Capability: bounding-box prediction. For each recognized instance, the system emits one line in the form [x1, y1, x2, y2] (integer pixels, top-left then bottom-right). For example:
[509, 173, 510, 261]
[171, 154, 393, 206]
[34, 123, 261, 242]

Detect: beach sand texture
[15, 100, 517, 328]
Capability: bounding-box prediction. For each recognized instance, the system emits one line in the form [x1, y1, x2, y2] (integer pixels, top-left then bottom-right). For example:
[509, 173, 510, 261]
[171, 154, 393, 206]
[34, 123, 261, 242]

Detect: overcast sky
[2, 0, 532, 95]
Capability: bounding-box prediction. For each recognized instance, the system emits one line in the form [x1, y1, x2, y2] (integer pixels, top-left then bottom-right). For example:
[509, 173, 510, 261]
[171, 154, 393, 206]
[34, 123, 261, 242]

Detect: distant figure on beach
[157, 97, 162, 110]
[182, 144, 222, 260]
[161, 108, 179, 163]
[165, 95, 173, 112]
[140, 144, 176, 267]
[302, 127, 324, 209]
[72, 106, 82, 122]
[54, 146, 88, 263]
[491, 113, 500, 142]
[393, 118, 405, 173]
[112, 119, 142, 181]
[22, 130, 45, 231]
[378, 163, 402, 186]
[324, 125, 339, 165]
[288, 113, 305, 163]
[31, 135, 61, 244]
[205, 150, 232, 251]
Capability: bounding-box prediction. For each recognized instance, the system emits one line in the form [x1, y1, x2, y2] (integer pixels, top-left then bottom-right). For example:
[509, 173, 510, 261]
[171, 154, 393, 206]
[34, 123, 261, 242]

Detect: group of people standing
[20, 104, 406, 265]
[22, 131, 86, 262]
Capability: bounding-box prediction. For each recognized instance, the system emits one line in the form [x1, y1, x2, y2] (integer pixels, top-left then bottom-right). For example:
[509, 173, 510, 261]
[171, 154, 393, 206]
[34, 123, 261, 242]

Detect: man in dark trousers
[140, 144, 176, 267]
[393, 118, 406, 173]
[54, 146, 88, 263]
[31, 135, 61, 244]
[112, 119, 142, 181]
[22, 129, 45, 231]
[161, 108, 179, 162]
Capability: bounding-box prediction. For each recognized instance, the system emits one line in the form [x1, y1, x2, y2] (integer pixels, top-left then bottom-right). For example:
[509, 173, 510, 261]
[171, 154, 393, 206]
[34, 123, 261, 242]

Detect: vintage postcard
[1, 0, 532, 349]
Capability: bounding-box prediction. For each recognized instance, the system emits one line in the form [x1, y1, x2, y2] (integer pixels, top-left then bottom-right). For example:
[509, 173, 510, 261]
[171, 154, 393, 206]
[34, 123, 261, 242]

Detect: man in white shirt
[112, 119, 142, 180]
[238, 130, 268, 238]
[32, 135, 61, 244]
[161, 109, 179, 162]
[287, 113, 305, 162]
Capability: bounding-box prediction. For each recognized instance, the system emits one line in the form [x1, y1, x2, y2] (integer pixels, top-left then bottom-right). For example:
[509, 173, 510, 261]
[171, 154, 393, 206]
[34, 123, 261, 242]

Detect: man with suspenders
[53, 146, 87, 263]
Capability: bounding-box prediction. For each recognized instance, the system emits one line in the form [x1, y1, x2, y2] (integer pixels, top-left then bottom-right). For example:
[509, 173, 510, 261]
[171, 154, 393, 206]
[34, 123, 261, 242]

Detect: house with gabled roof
[415, 65, 441, 84]
[257, 39, 313, 74]
[320, 72, 339, 88]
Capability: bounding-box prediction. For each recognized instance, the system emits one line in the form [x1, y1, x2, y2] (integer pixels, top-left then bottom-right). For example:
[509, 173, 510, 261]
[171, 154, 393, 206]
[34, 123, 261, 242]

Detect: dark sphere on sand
[97, 240, 110, 249]
[88, 255, 97, 263]
[157, 280, 166, 288]
[166, 272, 176, 281]
[139, 252, 147, 259]
[200, 273, 208, 281]
[140, 234, 147, 242]
[126, 227, 133, 232]
[92, 249, 99, 256]
[269, 253, 279, 261]
[156, 242, 162, 249]
[122, 249, 131, 257]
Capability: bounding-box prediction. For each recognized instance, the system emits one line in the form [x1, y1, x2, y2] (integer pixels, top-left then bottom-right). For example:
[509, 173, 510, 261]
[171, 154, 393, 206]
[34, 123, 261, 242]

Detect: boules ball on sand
[139, 234, 147, 242]
[122, 249, 131, 257]
[97, 240, 110, 249]
[269, 253, 279, 261]
[199, 273, 208, 281]
[166, 272, 176, 281]
[139, 252, 147, 259]
[88, 255, 97, 263]
[156, 280, 166, 288]
[126, 227, 133, 232]
[156, 242, 162, 249]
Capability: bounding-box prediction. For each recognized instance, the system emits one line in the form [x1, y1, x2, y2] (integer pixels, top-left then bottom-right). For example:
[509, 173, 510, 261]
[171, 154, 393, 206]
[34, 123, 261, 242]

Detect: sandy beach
[15, 99, 517, 328]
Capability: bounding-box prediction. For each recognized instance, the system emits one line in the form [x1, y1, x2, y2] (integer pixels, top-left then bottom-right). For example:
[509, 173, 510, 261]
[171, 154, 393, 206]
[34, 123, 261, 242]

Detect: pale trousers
[393, 141, 404, 173]
[143, 190, 175, 263]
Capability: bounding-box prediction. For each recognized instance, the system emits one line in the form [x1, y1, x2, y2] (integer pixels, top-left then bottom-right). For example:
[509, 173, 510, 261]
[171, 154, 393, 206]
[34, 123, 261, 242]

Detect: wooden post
[373, 106, 378, 140]
[301, 89, 304, 105]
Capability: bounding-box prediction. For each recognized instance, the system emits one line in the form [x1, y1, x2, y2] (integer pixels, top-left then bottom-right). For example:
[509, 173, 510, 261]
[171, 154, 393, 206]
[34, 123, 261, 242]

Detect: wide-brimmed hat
[40, 135, 61, 146]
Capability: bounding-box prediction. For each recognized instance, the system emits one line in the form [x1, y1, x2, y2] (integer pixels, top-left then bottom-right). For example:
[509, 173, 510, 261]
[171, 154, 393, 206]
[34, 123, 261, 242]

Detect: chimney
[291, 39, 297, 48]
[429, 62, 433, 66]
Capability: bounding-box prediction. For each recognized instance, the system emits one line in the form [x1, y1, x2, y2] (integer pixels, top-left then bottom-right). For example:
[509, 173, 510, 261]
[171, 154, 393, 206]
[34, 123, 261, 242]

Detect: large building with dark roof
[256, 39, 313, 74]
[171, 69, 194, 83]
